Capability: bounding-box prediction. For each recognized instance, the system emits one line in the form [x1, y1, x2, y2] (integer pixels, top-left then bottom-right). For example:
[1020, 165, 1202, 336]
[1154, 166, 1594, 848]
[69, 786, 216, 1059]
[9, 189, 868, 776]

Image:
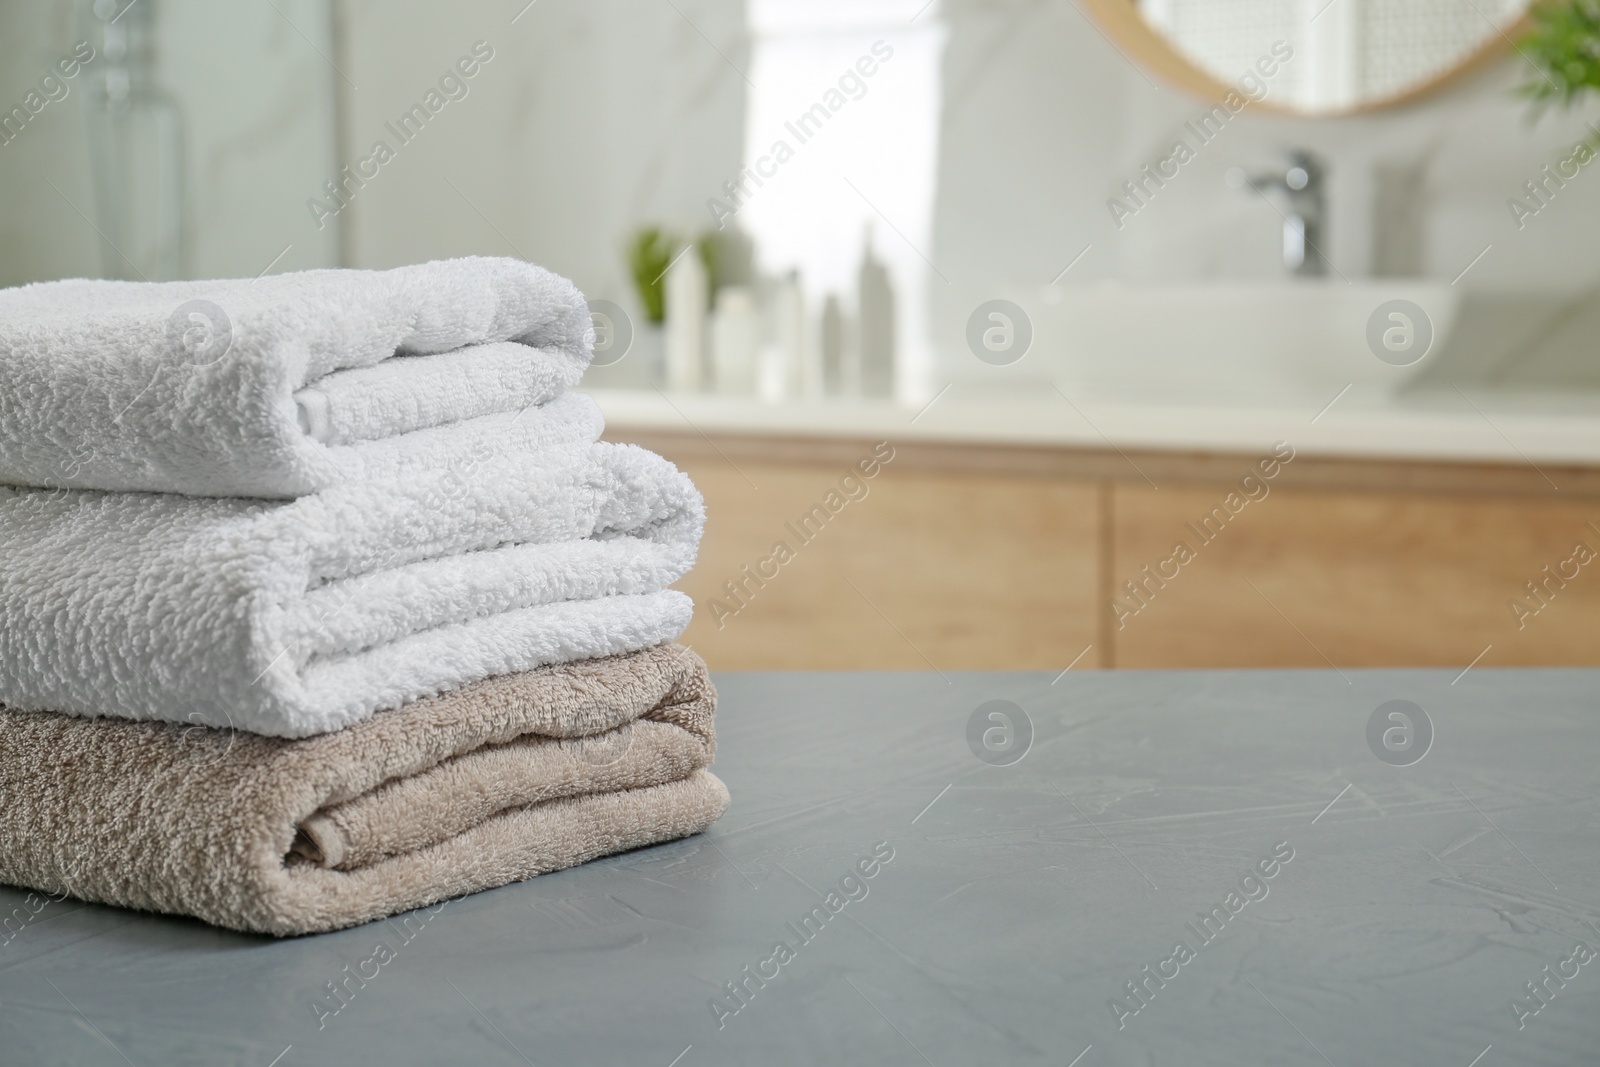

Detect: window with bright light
[738, 0, 945, 402]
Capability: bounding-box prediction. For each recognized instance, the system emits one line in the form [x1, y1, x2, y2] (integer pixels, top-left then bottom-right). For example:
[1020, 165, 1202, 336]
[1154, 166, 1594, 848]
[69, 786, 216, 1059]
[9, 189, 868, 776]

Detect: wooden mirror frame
[1078, 0, 1531, 117]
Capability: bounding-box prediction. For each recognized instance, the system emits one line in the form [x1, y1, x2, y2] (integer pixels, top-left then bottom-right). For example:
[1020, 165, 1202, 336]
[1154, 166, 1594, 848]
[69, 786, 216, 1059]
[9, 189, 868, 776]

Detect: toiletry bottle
[857, 229, 896, 398]
[664, 244, 707, 391]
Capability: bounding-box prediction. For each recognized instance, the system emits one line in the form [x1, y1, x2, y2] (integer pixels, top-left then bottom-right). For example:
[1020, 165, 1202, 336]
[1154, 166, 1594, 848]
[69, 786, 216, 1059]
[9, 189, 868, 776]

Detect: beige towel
[0, 644, 727, 936]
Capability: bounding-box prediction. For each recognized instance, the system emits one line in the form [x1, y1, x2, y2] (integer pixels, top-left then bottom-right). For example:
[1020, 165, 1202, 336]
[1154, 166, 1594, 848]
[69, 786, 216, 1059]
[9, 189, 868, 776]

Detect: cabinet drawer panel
[1112, 485, 1600, 668]
[668, 456, 1100, 670]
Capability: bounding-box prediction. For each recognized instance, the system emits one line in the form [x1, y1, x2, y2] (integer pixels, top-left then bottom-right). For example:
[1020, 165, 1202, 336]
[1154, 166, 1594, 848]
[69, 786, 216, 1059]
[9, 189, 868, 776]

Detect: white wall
[0, 0, 340, 286]
[338, 0, 746, 317]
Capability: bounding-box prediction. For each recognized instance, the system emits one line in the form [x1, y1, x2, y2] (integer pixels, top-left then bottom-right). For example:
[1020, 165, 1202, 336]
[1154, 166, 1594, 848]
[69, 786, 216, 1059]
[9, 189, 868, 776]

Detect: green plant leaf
[625, 226, 677, 325]
[1519, 0, 1600, 122]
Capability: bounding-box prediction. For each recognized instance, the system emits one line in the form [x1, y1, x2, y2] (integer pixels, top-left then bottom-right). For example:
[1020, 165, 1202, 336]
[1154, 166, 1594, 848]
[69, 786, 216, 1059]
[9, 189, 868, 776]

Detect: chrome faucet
[1227, 150, 1327, 278]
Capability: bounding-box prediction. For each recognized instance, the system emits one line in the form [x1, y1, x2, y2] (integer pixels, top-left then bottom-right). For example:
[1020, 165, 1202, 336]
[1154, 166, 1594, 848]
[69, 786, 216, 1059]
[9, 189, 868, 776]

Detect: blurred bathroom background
[6, 0, 1600, 672]
[6, 0, 1600, 390]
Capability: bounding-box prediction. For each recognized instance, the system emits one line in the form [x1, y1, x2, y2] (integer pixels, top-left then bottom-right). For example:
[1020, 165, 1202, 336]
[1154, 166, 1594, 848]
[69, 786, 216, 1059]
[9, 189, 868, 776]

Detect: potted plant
[1520, 0, 1600, 129]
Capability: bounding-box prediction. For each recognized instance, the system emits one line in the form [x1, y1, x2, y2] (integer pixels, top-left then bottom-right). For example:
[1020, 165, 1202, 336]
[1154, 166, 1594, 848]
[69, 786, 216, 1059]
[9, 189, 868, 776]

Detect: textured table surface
[2, 669, 1597, 1066]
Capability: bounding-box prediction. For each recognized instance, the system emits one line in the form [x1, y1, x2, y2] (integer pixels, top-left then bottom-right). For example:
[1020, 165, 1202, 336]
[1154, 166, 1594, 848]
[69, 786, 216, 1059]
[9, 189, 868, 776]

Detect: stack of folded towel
[0, 257, 728, 936]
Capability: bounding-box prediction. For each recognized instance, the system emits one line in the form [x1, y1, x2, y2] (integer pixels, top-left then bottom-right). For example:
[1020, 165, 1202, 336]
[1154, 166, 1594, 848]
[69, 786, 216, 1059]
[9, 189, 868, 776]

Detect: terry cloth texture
[0, 441, 703, 737]
[0, 644, 728, 936]
[0, 256, 593, 498]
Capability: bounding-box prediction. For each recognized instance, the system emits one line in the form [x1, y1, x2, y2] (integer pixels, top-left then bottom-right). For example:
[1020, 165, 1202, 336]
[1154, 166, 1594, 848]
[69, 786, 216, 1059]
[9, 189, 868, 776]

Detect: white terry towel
[0, 442, 703, 738]
[0, 256, 593, 499]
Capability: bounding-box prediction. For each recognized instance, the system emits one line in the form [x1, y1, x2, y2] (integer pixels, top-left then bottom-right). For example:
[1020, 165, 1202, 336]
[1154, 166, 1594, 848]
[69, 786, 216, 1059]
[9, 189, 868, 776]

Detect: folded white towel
[0, 256, 593, 499]
[0, 442, 702, 738]
[313, 391, 604, 484]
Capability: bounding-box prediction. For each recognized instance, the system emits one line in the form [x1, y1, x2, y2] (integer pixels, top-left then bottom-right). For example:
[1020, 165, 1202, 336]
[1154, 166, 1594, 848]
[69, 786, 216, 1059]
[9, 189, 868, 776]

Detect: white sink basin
[999, 281, 1461, 401]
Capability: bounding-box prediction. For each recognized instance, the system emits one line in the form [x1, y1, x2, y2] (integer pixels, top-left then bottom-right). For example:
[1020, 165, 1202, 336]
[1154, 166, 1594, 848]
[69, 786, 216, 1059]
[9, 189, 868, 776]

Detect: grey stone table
[2, 669, 1597, 1066]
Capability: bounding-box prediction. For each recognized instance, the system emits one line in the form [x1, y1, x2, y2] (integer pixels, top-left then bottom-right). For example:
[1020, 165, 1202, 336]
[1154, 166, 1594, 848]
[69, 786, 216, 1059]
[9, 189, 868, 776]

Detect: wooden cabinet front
[1110, 485, 1600, 669]
[612, 428, 1600, 671]
[666, 454, 1101, 671]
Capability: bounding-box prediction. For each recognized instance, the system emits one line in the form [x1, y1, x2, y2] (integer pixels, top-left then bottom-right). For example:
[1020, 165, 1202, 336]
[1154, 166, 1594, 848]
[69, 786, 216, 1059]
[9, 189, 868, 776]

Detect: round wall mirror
[1081, 0, 1531, 115]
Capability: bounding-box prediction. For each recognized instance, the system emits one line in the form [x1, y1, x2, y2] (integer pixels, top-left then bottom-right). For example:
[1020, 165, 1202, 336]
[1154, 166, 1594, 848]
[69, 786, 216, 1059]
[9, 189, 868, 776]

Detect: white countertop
[586, 385, 1600, 467]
